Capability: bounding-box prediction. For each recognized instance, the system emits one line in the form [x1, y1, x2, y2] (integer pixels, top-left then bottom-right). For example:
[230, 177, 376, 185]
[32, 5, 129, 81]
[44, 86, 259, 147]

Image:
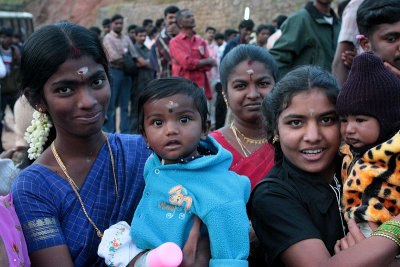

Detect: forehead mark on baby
[166, 100, 179, 113]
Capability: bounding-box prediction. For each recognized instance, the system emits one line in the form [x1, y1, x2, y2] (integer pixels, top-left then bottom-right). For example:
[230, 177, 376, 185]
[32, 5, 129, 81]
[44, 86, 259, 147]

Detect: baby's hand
[98, 221, 143, 267]
[334, 219, 367, 254]
[341, 50, 356, 68]
[384, 62, 400, 79]
[368, 221, 378, 232]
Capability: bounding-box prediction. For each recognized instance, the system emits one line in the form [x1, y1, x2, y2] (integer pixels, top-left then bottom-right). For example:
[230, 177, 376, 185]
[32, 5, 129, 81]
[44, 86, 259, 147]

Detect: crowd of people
[1, 0, 400, 266]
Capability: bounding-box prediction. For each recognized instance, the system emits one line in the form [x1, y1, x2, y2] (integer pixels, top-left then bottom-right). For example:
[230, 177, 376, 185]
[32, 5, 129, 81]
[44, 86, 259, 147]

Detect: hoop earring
[272, 135, 279, 144]
[222, 91, 229, 109]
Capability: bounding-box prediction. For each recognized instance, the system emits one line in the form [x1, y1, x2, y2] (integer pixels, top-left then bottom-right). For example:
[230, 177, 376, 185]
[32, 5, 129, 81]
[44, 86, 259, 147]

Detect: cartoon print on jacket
[169, 185, 193, 210]
[165, 185, 193, 220]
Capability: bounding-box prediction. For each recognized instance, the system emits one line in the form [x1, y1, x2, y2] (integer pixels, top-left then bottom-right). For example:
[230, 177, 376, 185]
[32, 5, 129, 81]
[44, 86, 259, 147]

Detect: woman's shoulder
[209, 129, 224, 141]
[108, 133, 148, 154]
[10, 164, 65, 219]
[108, 133, 151, 169]
[11, 164, 58, 196]
[108, 133, 146, 145]
[209, 128, 238, 155]
[12, 164, 50, 185]
[252, 161, 296, 195]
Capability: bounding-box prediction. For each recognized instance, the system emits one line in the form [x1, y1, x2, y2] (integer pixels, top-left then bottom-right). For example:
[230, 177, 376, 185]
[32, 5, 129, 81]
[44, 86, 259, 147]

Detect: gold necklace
[230, 123, 267, 145]
[231, 123, 251, 157]
[51, 132, 117, 238]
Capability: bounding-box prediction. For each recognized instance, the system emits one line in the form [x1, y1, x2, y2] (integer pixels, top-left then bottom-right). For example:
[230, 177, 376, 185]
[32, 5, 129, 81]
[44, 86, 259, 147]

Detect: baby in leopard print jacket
[336, 51, 400, 236]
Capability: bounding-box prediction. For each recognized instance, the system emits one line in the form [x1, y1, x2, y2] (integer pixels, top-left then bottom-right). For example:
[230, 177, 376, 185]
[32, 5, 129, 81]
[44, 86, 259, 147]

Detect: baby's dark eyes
[152, 120, 163, 126]
[180, 117, 190, 123]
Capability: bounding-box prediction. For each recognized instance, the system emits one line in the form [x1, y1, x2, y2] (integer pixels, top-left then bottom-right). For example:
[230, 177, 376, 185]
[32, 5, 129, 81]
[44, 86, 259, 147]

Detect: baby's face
[339, 115, 380, 148]
[142, 93, 207, 165]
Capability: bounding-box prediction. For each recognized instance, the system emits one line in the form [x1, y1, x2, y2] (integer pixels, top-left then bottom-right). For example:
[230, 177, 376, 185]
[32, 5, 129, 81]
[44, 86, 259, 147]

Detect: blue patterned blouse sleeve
[11, 165, 66, 253]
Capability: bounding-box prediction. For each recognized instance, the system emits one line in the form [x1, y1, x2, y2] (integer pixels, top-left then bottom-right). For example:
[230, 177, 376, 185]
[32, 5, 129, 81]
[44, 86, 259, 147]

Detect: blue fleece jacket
[131, 136, 250, 267]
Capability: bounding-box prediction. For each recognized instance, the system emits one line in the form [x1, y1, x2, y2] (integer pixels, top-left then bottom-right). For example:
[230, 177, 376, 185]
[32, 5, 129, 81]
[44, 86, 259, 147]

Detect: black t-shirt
[251, 157, 346, 266]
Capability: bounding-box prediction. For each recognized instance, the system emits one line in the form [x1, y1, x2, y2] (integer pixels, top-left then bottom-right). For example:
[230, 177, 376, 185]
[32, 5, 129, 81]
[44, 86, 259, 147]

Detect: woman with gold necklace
[9, 22, 152, 266]
[210, 45, 279, 191]
[11, 22, 208, 267]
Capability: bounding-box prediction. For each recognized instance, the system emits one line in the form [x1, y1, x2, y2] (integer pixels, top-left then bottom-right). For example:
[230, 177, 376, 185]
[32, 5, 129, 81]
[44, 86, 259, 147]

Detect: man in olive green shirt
[269, 0, 340, 77]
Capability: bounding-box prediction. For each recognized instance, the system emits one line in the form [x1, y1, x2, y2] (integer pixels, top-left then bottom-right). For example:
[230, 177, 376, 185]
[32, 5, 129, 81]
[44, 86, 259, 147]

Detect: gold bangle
[371, 231, 400, 247]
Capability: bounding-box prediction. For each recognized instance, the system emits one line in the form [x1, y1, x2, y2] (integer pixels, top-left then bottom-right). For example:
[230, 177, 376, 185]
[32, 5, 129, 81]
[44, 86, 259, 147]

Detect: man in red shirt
[169, 9, 216, 100]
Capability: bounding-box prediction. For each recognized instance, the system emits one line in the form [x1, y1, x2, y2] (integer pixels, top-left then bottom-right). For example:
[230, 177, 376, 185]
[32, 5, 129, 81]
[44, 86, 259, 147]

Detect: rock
[25, 0, 342, 39]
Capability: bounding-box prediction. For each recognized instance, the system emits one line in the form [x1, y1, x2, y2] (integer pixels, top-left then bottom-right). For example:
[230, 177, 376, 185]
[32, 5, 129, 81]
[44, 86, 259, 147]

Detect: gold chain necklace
[51, 132, 117, 238]
[230, 123, 267, 145]
[231, 123, 251, 157]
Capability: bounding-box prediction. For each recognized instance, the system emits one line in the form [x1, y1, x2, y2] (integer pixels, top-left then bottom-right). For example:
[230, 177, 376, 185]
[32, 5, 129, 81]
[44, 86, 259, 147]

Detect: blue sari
[11, 134, 151, 266]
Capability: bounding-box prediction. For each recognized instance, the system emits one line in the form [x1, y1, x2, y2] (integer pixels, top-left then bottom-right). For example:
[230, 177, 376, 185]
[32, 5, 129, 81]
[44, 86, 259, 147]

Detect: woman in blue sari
[9, 21, 151, 266]
[11, 21, 209, 266]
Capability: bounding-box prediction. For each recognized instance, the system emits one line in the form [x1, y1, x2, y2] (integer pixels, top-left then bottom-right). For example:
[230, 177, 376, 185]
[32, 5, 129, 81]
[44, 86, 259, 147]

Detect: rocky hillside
[23, 0, 341, 37]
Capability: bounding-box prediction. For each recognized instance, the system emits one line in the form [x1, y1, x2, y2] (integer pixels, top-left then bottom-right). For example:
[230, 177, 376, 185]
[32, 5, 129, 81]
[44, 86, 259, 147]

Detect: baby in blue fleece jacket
[132, 77, 251, 267]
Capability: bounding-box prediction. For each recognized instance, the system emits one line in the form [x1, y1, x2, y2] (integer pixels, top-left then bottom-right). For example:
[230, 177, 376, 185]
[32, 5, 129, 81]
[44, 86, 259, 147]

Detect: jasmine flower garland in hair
[24, 110, 52, 160]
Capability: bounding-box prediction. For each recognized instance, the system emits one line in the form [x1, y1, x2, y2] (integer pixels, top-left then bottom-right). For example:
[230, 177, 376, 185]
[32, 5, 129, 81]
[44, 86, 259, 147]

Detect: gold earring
[272, 135, 279, 144]
[222, 91, 229, 109]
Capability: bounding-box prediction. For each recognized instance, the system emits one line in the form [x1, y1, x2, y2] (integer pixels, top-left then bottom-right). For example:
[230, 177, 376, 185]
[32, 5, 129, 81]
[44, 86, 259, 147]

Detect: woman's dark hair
[137, 77, 208, 134]
[262, 65, 340, 161]
[219, 44, 279, 92]
[21, 21, 110, 149]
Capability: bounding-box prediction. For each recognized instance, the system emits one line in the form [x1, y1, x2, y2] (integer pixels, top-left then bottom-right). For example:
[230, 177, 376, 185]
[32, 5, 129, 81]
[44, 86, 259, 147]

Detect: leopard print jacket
[340, 130, 400, 224]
